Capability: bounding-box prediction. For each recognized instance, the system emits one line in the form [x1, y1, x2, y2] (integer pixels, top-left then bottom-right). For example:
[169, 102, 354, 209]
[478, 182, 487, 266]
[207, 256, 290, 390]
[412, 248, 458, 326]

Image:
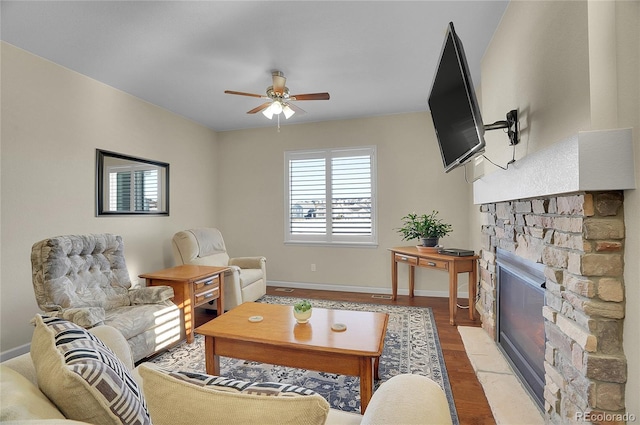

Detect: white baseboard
[0, 342, 30, 362]
[267, 280, 470, 299]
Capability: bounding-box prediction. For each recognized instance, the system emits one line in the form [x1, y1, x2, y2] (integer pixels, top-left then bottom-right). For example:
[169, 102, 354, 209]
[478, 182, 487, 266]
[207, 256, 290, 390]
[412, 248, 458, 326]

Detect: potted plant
[293, 299, 313, 324]
[397, 211, 452, 249]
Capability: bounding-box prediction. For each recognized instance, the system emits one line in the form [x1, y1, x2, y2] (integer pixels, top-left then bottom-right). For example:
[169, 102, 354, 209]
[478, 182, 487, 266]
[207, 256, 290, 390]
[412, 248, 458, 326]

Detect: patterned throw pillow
[138, 364, 330, 425]
[159, 370, 319, 396]
[30, 315, 151, 425]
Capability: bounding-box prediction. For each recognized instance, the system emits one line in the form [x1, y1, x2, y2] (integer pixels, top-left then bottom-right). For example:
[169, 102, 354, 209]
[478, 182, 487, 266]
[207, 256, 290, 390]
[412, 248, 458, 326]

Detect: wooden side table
[389, 246, 479, 325]
[140, 264, 229, 343]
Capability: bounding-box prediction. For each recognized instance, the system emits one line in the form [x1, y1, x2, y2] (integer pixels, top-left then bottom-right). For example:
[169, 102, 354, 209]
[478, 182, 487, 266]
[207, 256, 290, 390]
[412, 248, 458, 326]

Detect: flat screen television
[428, 22, 486, 173]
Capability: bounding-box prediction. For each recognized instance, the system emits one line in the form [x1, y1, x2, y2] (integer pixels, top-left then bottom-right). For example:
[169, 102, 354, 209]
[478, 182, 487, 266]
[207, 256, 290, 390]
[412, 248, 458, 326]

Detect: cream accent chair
[30, 233, 181, 363]
[172, 228, 267, 311]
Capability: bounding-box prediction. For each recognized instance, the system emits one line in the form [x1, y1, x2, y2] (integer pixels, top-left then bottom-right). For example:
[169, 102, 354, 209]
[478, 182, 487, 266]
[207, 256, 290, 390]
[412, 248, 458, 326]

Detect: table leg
[204, 336, 220, 375]
[409, 265, 415, 298]
[449, 269, 457, 326]
[217, 272, 225, 315]
[391, 254, 398, 301]
[469, 260, 477, 320]
[359, 357, 374, 414]
[179, 283, 194, 344]
[374, 356, 380, 381]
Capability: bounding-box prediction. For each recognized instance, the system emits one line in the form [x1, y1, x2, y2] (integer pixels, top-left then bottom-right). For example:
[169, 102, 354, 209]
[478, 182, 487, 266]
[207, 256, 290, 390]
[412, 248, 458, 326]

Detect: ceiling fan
[224, 71, 330, 120]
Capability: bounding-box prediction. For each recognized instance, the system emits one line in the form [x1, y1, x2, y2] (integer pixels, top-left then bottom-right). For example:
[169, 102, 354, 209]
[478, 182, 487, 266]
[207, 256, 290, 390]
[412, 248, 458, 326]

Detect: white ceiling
[1, 1, 508, 132]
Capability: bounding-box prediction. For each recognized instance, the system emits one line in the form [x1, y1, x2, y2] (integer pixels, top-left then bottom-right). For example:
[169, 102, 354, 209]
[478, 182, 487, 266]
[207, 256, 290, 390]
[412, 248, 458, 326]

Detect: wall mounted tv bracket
[484, 109, 519, 145]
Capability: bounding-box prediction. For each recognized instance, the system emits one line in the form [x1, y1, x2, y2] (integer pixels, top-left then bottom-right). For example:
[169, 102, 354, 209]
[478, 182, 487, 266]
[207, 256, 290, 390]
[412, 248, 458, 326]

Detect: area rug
[149, 295, 459, 423]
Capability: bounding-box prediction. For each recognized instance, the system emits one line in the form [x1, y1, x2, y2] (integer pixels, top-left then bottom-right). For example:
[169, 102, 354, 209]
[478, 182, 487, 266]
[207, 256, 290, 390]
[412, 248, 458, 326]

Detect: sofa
[0, 317, 454, 425]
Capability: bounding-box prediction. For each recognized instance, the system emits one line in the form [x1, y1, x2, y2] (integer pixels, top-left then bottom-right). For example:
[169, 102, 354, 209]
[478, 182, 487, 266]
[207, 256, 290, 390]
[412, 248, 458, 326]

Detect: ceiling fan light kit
[262, 101, 295, 120]
[225, 71, 330, 127]
[282, 104, 295, 119]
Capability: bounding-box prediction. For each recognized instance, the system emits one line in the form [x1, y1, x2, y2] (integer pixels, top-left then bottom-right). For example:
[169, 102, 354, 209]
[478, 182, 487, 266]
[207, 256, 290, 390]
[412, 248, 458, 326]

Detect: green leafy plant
[397, 211, 453, 241]
[293, 299, 312, 313]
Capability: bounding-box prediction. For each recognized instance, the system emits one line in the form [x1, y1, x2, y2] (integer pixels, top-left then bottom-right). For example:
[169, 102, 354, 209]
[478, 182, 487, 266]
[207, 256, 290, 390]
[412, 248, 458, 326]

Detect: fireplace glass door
[497, 249, 545, 410]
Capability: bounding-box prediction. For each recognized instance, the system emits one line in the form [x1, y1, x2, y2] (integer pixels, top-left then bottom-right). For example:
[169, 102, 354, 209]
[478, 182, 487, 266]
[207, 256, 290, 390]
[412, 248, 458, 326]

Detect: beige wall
[0, 42, 219, 352]
[479, 0, 639, 416]
[481, 0, 591, 167]
[216, 113, 472, 295]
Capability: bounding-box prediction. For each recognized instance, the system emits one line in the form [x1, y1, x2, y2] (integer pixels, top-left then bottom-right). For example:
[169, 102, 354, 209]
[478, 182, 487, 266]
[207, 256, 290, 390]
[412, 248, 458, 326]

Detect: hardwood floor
[195, 287, 496, 425]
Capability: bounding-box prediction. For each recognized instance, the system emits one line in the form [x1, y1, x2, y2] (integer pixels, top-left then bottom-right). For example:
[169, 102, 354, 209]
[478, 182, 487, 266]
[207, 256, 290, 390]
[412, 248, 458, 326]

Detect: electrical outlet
[311, 264, 316, 272]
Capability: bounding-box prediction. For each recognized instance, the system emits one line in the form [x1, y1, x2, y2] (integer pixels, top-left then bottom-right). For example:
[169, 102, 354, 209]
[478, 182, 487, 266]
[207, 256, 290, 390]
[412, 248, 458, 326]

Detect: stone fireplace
[471, 128, 634, 423]
[477, 191, 627, 423]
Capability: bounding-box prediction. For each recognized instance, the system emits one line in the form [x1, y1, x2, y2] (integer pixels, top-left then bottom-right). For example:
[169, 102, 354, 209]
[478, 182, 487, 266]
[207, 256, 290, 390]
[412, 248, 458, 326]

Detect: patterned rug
[149, 295, 458, 423]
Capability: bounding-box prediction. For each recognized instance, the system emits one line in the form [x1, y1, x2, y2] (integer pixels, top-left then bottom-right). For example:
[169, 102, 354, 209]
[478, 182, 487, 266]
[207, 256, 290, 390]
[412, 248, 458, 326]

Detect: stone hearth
[477, 191, 627, 423]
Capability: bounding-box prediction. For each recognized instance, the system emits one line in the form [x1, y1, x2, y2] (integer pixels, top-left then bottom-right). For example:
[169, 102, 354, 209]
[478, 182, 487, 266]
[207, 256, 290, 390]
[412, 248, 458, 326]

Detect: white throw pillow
[30, 315, 151, 425]
[138, 363, 330, 425]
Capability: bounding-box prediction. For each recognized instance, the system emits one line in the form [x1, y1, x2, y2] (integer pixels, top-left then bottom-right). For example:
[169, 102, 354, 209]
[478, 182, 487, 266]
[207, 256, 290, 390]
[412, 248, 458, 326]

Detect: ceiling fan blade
[272, 72, 286, 95]
[225, 90, 266, 98]
[290, 93, 330, 101]
[287, 103, 306, 115]
[246, 102, 272, 114]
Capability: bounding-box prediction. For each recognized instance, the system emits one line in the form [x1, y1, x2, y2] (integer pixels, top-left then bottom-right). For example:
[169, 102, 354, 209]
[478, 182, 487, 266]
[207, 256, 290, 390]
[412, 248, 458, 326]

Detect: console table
[389, 246, 479, 325]
[140, 264, 229, 343]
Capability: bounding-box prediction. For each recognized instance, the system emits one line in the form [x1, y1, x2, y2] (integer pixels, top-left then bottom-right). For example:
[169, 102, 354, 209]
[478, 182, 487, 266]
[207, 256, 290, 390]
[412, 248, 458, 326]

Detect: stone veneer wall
[477, 191, 627, 423]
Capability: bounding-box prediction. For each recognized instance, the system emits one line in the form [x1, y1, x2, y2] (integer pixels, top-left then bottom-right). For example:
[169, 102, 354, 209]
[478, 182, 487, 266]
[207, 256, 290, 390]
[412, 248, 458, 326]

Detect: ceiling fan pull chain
[277, 113, 281, 132]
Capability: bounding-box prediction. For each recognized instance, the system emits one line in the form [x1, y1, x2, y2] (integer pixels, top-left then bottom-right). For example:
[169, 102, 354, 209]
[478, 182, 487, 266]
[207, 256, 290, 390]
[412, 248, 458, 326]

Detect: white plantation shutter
[331, 155, 372, 236]
[137, 169, 160, 211]
[289, 157, 326, 235]
[108, 167, 160, 212]
[285, 147, 377, 246]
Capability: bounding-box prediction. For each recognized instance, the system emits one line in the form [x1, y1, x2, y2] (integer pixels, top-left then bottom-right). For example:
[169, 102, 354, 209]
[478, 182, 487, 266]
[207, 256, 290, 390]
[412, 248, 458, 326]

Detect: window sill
[284, 241, 378, 249]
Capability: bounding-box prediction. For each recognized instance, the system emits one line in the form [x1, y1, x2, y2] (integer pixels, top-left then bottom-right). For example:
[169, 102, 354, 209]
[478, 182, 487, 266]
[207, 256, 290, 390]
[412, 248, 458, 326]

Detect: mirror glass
[96, 149, 169, 216]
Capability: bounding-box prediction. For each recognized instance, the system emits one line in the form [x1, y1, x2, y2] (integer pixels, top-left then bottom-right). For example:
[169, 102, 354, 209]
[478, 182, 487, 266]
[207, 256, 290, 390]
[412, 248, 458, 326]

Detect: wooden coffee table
[195, 302, 388, 414]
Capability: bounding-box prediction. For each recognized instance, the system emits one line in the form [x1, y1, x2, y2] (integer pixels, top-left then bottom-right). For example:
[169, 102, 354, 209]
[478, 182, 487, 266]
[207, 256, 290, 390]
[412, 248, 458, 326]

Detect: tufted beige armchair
[172, 228, 266, 312]
[31, 233, 181, 363]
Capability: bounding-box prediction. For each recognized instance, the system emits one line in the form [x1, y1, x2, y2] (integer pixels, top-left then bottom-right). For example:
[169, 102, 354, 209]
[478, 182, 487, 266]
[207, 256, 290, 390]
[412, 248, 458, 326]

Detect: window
[285, 146, 377, 246]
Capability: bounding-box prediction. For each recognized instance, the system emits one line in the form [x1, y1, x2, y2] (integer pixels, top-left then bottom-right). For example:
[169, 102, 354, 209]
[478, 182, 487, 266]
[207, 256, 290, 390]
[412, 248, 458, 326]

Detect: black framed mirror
[96, 149, 169, 216]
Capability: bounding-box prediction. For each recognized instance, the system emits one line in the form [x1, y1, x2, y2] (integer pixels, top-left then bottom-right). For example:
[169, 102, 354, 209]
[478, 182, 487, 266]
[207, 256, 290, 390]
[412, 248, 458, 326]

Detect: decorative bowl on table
[293, 300, 312, 324]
